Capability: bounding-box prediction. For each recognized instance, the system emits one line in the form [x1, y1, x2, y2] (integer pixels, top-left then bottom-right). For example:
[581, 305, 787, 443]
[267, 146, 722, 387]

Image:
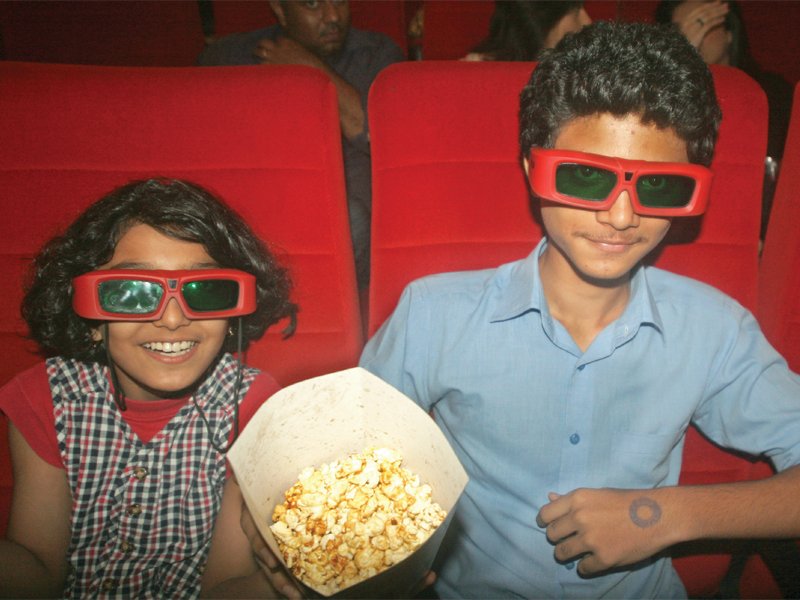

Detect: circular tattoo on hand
[629, 497, 662, 528]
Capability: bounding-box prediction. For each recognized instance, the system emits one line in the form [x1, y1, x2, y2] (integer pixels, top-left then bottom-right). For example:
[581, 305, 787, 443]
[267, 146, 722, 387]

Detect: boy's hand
[240, 503, 303, 599]
[536, 489, 675, 576]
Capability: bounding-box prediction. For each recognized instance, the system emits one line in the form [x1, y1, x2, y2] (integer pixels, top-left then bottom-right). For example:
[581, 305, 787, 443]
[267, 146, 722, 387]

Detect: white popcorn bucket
[228, 367, 469, 598]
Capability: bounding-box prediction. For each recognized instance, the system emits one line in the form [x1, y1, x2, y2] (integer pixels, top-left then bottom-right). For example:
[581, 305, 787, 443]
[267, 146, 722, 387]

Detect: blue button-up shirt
[360, 238, 800, 598]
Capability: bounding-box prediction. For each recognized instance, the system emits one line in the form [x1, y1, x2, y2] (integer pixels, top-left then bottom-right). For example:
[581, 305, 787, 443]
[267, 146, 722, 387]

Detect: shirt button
[569, 433, 581, 445]
[120, 540, 135, 554]
[577, 364, 585, 371]
[126, 504, 142, 517]
[101, 578, 118, 592]
[565, 561, 576, 570]
[133, 466, 149, 481]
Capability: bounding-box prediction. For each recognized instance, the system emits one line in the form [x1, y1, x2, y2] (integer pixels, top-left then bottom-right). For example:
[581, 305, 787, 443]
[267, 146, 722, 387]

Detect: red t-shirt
[0, 361, 279, 468]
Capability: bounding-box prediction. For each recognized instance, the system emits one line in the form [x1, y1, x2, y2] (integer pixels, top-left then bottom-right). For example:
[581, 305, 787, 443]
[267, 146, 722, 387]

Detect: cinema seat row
[2, 1, 799, 85]
[0, 58, 797, 597]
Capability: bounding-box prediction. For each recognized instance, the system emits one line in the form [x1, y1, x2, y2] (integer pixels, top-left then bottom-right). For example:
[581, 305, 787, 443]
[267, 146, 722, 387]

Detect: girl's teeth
[145, 341, 195, 354]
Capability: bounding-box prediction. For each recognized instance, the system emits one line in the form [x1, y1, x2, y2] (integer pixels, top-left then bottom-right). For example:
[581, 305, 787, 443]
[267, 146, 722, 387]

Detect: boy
[359, 22, 800, 598]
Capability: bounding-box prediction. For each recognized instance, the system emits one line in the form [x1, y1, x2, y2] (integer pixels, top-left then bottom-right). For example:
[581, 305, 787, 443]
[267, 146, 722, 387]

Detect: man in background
[199, 1, 405, 290]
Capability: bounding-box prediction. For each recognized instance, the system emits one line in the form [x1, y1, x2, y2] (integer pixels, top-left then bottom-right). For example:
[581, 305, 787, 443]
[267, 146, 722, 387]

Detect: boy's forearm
[538, 465, 800, 575]
[673, 464, 800, 542]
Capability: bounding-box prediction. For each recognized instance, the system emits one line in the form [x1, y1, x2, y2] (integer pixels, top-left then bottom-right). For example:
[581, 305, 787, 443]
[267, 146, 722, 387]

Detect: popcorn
[270, 447, 447, 596]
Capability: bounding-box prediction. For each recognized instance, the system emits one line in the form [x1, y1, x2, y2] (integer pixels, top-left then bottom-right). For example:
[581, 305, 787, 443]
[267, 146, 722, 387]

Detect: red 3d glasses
[528, 148, 713, 217]
[72, 269, 257, 321]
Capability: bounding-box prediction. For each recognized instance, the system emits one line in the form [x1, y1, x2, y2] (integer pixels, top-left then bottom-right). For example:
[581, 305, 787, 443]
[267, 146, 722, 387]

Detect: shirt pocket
[608, 431, 679, 488]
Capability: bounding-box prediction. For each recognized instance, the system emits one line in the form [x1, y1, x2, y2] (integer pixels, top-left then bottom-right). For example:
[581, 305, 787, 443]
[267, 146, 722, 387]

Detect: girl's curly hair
[22, 179, 297, 363]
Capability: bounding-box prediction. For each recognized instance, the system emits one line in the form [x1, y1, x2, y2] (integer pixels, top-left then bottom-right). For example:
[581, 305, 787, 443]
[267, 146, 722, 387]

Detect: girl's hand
[240, 503, 303, 599]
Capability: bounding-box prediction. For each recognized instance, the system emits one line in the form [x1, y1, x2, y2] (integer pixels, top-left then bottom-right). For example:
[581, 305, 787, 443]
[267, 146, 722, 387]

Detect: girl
[0, 179, 296, 597]
[463, 1, 591, 62]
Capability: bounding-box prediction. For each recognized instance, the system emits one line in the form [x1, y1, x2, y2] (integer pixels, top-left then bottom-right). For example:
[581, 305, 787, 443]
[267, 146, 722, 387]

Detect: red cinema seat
[750, 82, 800, 598]
[416, 1, 623, 61]
[210, 0, 409, 52]
[350, 0, 409, 53]
[418, 0, 495, 59]
[210, 0, 276, 38]
[0, 61, 364, 533]
[760, 81, 800, 374]
[368, 60, 771, 597]
[0, 1, 205, 66]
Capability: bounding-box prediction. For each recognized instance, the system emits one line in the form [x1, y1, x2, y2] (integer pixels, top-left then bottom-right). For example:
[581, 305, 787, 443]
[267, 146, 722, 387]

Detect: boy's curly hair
[519, 21, 722, 166]
[22, 179, 297, 362]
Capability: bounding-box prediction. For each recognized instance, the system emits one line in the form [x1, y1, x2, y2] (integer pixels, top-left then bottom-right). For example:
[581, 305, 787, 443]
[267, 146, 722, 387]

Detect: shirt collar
[489, 237, 664, 335]
[489, 238, 547, 322]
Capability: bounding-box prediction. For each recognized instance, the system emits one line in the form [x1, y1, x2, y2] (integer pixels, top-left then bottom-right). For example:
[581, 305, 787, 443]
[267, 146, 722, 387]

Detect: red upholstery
[418, 0, 495, 59]
[0, 61, 364, 533]
[416, 1, 622, 61]
[210, 0, 409, 52]
[759, 81, 800, 373]
[210, 0, 276, 37]
[368, 61, 538, 333]
[368, 61, 769, 596]
[0, 1, 205, 66]
[350, 0, 409, 53]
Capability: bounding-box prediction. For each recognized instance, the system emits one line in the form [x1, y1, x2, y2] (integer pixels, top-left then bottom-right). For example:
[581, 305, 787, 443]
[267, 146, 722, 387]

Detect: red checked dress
[0, 353, 278, 598]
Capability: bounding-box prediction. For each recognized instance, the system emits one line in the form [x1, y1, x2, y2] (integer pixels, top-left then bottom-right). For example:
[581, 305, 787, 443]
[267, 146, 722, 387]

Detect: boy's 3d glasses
[528, 149, 713, 217]
[72, 269, 256, 320]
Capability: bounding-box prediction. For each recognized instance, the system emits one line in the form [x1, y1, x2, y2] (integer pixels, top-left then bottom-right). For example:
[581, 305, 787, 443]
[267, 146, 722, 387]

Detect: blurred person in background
[463, 0, 591, 61]
[199, 0, 405, 291]
[656, 0, 793, 240]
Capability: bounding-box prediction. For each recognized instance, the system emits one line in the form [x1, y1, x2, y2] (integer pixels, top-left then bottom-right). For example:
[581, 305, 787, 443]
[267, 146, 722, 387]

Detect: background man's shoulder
[345, 27, 405, 61]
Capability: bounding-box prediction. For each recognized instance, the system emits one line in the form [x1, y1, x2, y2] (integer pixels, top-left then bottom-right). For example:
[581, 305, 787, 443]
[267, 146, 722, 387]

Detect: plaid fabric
[50, 353, 257, 599]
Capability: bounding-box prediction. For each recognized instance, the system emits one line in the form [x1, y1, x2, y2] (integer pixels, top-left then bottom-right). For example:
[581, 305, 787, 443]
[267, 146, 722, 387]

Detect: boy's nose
[599, 190, 640, 229]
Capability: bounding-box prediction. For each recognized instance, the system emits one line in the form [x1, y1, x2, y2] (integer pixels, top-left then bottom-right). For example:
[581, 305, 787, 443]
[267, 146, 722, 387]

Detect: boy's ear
[91, 328, 103, 343]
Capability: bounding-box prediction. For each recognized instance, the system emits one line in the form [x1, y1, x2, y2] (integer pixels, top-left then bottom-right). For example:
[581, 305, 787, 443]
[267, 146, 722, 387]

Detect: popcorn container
[228, 367, 469, 598]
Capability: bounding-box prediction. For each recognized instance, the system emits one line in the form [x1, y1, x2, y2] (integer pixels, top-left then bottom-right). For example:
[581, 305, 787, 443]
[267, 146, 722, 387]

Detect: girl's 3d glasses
[528, 149, 713, 217]
[72, 269, 257, 321]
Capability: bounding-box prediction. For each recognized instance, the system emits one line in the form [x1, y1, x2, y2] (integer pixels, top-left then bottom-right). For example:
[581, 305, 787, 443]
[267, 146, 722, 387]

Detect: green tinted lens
[182, 279, 239, 312]
[98, 280, 163, 314]
[555, 164, 617, 201]
[636, 174, 696, 207]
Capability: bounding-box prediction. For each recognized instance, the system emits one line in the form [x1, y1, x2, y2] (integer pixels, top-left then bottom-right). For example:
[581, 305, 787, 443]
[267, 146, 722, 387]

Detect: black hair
[519, 21, 721, 166]
[654, 0, 748, 68]
[22, 178, 297, 363]
[471, 0, 584, 61]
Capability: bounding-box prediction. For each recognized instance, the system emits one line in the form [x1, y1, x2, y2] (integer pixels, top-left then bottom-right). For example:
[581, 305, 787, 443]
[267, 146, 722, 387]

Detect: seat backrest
[368, 60, 769, 596]
[0, 61, 363, 389]
[759, 81, 800, 373]
[418, 0, 495, 59]
[210, 0, 409, 52]
[416, 1, 625, 61]
[0, 1, 205, 66]
[368, 61, 537, 335]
